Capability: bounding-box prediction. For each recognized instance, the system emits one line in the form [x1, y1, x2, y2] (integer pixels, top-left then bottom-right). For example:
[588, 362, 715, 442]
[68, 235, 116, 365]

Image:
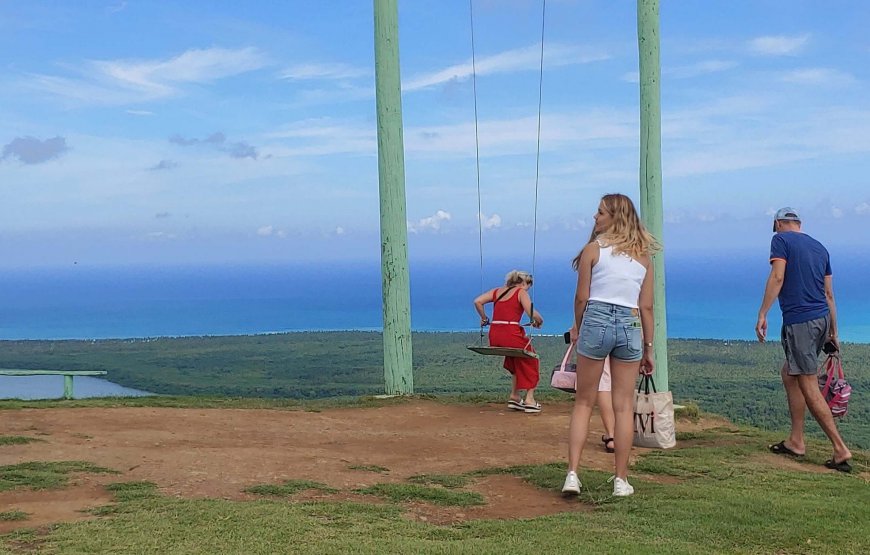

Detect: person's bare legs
[597, 390, 615, 449]
[779, 361, 807, 454]
[524, 388, 537, 406]
[610, 358, 641, 479]
[795, 374, 851, 463]
[567, 356, 606, 472]
[522, 360, 539, 406]
[509, 373, 521, 403]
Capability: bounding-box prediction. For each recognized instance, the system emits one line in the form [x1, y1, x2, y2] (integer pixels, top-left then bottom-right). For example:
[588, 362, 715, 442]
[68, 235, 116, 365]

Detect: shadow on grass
[246, 480, 338, 497]
[354, 483, 485, 507]
[0, 461, 117, 493]
[0, 436, 44, 446]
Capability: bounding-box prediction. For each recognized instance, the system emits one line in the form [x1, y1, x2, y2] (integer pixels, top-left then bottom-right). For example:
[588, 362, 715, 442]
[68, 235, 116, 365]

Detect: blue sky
[1, 0, 868, 268]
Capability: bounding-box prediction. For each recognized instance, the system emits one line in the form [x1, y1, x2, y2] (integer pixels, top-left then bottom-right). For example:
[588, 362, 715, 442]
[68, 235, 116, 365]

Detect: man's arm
[756, 259, 786, 342]
[824, 275, 839, 350]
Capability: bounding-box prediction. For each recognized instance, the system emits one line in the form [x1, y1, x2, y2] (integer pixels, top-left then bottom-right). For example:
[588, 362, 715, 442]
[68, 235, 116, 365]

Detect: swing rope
[529, 0, 547, 339]
[468, 0, 546, 357]
[469, 0, 484, 310]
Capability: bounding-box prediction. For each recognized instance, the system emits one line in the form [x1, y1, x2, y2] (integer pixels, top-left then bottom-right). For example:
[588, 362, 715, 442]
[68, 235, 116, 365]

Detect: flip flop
[601, 436, 615, 454]
[507, 399, 525, 411]
[824, 459, 852, 473]
[769, 441, 804, 457]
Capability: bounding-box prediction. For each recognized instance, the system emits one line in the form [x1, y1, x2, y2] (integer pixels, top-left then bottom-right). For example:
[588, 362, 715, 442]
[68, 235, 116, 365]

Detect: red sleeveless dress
[489, 288, 539, 389]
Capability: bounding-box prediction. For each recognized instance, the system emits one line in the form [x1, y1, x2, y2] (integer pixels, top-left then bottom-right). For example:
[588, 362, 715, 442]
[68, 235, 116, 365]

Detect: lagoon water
[0, 250, 867, 343]
[0, 375, 153, 400]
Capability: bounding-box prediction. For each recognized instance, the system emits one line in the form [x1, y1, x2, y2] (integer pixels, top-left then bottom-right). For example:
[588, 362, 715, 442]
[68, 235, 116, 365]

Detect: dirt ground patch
[1, 400, 722, 531]
[405, 474, 591, 525]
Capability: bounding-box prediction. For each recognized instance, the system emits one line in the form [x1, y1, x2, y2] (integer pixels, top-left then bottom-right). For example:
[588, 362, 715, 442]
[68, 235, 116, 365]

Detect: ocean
[0, 250, 867, 343]
[0, 375, 153, 400]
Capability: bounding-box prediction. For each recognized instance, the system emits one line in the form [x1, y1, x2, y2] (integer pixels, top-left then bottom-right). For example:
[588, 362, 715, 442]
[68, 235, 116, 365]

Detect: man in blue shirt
[756, 207, 851, 472]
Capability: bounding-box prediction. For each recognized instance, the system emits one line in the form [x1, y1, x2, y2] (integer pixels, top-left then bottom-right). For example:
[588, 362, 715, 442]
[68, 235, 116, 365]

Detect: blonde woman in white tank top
[561, 194, 661, 498]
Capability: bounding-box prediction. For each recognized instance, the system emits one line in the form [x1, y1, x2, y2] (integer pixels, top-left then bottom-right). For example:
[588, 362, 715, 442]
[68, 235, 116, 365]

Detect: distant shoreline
[1, 330, 867, 346]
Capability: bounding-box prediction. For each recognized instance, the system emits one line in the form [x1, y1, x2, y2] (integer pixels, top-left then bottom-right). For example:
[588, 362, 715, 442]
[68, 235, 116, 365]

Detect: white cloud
[406, 110, 635, 158]
[479, 212, 502, 230]
[266, 109, 636, 160]
[559, 218, 590, 231]
[255, 225, 287, 238]
[408, 210, 451, 233]
[335, 226, 345, 235]
[97, 46, 266, 88]
[780, 68, 855, 86]
[26, 47, 268, 104]
[404, 43, 610, 92]
[668, 60, 738, 79]
[748, 34, 810, 56]
[855, 202, 870, 215]
[830, 206, 843, 219]
[125, 109, 153, 116]
[145, 231, 176, 240]
[625, 60, 737, 82]
[264, 118, 376, 156]
[278, 62, 368, 81]
[663, 98, 870, 178]
[695, 212, 720, 223]
[664, 211, 684, 225]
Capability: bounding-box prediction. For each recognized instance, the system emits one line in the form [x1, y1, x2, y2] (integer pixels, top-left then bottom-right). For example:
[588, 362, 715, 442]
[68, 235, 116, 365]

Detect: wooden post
[637, 0, 669, 391]
[374, 0, 414, 394]
[63, 375, 74, 400]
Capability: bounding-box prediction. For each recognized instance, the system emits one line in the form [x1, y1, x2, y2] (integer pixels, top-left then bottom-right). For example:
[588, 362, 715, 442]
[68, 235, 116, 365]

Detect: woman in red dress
[473, 270, 544, 413]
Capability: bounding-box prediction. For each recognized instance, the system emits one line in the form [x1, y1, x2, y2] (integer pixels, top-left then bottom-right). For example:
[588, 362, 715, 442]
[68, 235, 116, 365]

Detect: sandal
[824, 458, 852, 473]
[601, 436, 615, 454]
[507, 399, 525, 411]
[769, 440, 804, 457]
[523, 402, 542, 414]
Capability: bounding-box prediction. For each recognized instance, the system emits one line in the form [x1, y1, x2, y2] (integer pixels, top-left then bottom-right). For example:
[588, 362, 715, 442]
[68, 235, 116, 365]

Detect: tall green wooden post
[374, 0, 414, 394]
[637, 0, 669, 391]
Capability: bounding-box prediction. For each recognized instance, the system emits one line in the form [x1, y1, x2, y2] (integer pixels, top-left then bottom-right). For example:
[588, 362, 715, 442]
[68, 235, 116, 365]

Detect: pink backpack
[817, 354, 851, 418]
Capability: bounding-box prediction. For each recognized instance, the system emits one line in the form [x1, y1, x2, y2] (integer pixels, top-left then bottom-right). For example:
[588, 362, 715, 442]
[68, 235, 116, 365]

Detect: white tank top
[588, 242, 647, 309]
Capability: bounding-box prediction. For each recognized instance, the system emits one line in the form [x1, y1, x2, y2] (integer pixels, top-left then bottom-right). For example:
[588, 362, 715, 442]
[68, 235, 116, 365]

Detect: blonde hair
[504, 270, 533, 287]
[572, 193, 661, 269]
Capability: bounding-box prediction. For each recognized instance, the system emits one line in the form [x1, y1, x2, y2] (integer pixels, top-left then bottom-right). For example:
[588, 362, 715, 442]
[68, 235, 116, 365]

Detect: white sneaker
[612, 476, 634, 497]
[561, 471, 581, 495]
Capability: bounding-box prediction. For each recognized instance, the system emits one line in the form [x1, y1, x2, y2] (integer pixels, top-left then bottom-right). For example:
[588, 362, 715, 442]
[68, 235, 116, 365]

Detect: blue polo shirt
[770, 231, 831, 325]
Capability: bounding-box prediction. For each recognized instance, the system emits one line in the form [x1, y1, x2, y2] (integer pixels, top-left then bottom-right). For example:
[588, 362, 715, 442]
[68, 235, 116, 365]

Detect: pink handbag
[818, 354, 851, 418]
[550, 342, 577, 393]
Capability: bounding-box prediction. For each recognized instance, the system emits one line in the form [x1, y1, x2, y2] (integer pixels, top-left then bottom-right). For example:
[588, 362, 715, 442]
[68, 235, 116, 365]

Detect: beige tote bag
[633, 375, 676, 449]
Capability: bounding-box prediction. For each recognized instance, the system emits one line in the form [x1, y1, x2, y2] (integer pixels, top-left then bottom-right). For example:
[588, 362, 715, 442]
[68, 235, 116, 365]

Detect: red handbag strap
[821, 354, 843, 395]
[834, 355, 845, 379]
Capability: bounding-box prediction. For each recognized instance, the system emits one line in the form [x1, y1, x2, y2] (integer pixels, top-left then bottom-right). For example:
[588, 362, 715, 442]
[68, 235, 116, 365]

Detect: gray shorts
[780, 314, 830, 376]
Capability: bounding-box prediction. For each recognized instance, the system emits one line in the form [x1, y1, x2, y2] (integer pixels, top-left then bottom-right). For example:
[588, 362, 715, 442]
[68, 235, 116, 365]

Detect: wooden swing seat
[466, 346, 539, 359]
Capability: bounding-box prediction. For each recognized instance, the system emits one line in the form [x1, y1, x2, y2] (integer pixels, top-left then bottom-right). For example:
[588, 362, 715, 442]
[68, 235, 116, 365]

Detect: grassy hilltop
[1, 332, 868, 447]
[1, 334, 868, 554]
[1, 397, 868, 554]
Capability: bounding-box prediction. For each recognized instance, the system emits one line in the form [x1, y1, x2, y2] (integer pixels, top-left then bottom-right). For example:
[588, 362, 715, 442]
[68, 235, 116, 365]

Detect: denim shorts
[576, 300, 643, 362]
